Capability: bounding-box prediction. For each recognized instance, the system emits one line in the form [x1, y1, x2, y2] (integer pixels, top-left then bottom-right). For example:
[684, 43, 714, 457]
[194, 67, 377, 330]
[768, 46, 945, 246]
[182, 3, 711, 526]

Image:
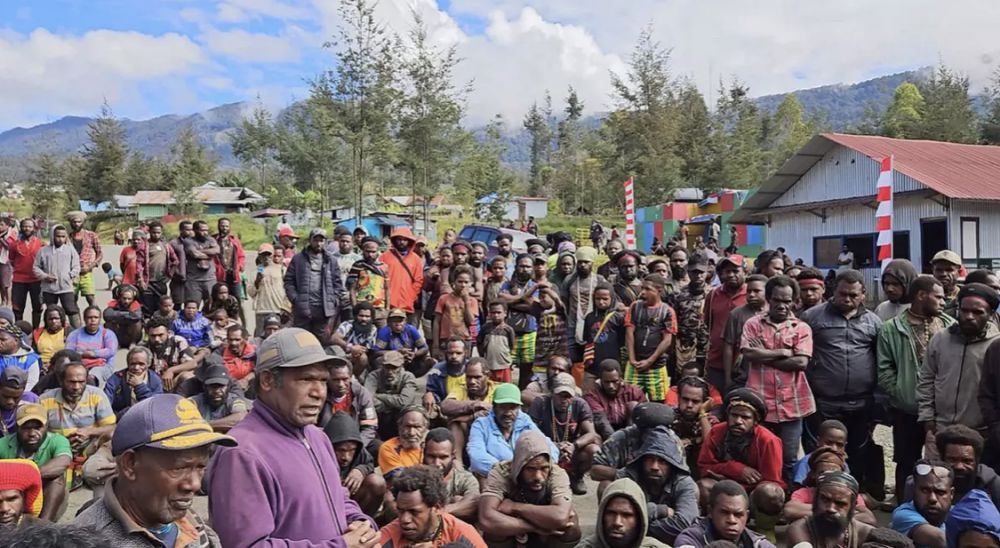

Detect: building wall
[949, 200, 1000, 266]
[524, 200, 548, 219]
[771, 145, 925, 207]
[136, 204, 168, 220]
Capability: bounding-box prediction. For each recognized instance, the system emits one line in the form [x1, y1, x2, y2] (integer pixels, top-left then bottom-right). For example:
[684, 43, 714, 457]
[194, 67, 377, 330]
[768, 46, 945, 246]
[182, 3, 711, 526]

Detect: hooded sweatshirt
[617, 426, 699, 545]
[323, 412, 375, 480]
[32, 227, 80, 295]
[874, 259, 919, 321]
[944, 489, 1000, 548]
[917, 322, 1000, 430]
[482, 430, 569, 506]
[577, 478, 670, 548]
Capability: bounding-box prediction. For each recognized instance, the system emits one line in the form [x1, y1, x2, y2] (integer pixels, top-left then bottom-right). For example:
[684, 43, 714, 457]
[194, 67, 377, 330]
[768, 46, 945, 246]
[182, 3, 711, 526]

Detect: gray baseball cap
[256, 327, 336, 374]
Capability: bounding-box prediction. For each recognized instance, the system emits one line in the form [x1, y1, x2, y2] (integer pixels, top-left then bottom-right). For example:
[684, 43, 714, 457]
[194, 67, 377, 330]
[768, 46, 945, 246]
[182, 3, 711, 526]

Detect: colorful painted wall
[634, 190, 765, 259]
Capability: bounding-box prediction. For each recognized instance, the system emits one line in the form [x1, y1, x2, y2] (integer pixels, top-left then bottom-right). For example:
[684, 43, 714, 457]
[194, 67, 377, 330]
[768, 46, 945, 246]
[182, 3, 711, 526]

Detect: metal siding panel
[772, 146, 925, 207]
[950, 201, 1000, 258]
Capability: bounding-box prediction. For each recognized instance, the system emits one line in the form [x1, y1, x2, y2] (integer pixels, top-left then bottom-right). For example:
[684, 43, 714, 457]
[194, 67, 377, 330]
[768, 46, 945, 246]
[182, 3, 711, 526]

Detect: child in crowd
[793, 419, 849, 487]
[665, 362, 723, 407]
[433, 265, 478, 356]
[483, 256, 507, 312]
[101, 262, 122, 290]
[624, 273, 676, 403]
[477, 301, 515, 383]
[149, 295, 177, 327]
[582, 282, 624, 391]
[209, 309, 238, 349]
[530, 281, 568, 383]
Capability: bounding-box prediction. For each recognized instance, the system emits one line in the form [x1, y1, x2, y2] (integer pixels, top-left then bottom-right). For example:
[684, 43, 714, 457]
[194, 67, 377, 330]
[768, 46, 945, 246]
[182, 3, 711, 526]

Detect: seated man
[527, 372, 601, 495]
[330, 302, 378, 377]
[378, 406, 429, 482]
[380, 465, 487, 548]
[213, 325, 256, 392]
[0, 367, 39, 434]
[38, 361, 116, 485]
[577, 477, 670, 548]
[102, 284, 143, 348]
[0, 403, 71, 522]
[784, 447, 877, 526]
[423, 427, 480, 524]
[187, 363, 250, 432]
[0, 325, 41, 394]
[479, 431, 580, 548]
[671, 375, 720, 478]
[323, 411, 386, 518]
[102, 346, 164, 417]
[440, 358, 495, 461]
[944, 489, 1000, 548]
[364, 350, 419, 446]
[584, 359, 648, 440]
[522, 355, 577, 407]
[786, 472, 875, 548]
[171, 300, 212, 350]
[374, 309, 433, 377]
[675, 479, 777, 548]
[793, 419, 849, 487]
[903, 424, 1000, 506]
[139, 318, 200, 392]
[665, 362, 722, 408]
[317, 356, 378, 453]
[616, 425, 698, 545]
[592, 402, 675, 497]
[65, 307, 118, 385]
[425, 338, 469, 413]
[31, 349, 79, 396]
[467, 383, 558, 482]
[892, 460, 953, 548]
[697, 388, 784, 537]
[0, 459, 43, 529]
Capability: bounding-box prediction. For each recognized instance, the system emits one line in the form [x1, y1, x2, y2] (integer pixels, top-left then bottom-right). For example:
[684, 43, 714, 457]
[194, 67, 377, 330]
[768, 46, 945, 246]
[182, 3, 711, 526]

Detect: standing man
[182, 220, 220, 309]
[10, 218, 43, 328]
[208, 328, 379, 547]
[930, 250, 962, 317]
[331, 226, 361, 287]
[561, 246, 606, 381]
[32, 225, 81, 329]
[878, 275, 953, 502]
[135, 221, 178, 318]
[347, 237, 390, 324]
[0, 217, 13, 307]
[800, 269, 883, 493]
[705, 255, 747, 391]
[214, 218, 245, 324]
[66, 211, 102, 309]
[740, 275, 814, 486]
[667, 257, 711, 369]
[168, 220, 191, 310]
[284, 229, 344, 345]
[380, 227, 424, 323]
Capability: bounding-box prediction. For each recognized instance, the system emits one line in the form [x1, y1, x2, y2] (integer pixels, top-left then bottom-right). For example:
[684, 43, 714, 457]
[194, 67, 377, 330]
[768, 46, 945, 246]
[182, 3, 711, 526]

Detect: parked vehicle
[457, 224, 533, 259]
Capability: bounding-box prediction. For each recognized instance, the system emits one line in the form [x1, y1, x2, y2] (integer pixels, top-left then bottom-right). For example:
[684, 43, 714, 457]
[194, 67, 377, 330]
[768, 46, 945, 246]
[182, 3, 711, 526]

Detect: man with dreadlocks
[786, 471, 875, 548]
[612, 250, 643, 307]
[697, 388, 785, 540]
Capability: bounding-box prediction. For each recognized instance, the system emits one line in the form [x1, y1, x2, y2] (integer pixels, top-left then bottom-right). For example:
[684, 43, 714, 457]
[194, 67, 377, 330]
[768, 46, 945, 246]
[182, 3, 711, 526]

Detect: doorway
[920, 218, 948, 273]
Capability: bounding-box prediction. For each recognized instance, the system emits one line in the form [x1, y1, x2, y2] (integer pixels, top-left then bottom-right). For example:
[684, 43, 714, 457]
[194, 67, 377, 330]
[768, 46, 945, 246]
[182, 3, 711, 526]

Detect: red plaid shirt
[740, 314, 815, 422]
[71, 229, 103, 271]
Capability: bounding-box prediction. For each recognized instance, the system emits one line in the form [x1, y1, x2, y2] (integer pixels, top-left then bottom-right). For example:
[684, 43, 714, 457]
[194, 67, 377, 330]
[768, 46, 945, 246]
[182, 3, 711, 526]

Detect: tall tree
[24, 154, 69, 220]
[712, 79, 765, 189]
[981, 67, 1000, 145]
[916, 64, 978, 143]
[230, 100, 278, 188]
[523, 101, 550, 196]
[123, 152, 167, 194]
[273, 99, 347, 210]
[320, 0, 399, 223]
[766, 94, 815, 172]
[167, 125, 216, 215]
[397, 12, 469, 226]
[881, 82, 925, 139]
[80, 102, 128, 204]
[674, 81, 714, 189]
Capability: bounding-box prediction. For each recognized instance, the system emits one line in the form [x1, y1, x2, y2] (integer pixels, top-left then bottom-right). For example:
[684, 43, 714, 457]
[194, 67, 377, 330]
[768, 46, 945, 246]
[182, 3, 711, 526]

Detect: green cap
[492, 383, 522, 405]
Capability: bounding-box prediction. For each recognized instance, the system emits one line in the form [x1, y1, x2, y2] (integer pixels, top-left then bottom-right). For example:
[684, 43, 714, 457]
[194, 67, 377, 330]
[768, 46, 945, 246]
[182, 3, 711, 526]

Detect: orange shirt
[378, 437, 423, 479]
[380, 512, 487, 548]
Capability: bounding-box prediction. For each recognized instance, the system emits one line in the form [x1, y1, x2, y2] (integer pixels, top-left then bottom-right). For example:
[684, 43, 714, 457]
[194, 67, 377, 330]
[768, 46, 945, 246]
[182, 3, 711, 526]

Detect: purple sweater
[208, 400, 375, 547]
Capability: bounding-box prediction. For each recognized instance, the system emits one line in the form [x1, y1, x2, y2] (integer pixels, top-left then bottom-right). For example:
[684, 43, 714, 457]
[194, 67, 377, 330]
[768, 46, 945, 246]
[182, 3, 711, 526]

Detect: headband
[797, 279, 825, 289]
[817, 470, 860, 497]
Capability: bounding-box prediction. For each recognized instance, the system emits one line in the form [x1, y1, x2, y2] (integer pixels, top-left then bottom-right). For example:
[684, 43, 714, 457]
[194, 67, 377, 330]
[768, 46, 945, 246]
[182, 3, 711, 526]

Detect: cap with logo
[717, 254, 745, 270]
[200, 363, 232, 387]
[551, 373, 577, 396]
[15, 403, 47, 427]
[931, 250, 962, 267]
[0, 366, 28, 390]
[256, 328, 337, 374]
[492, 383, 523, 405]
[111, 394, 238, 456]
[308, 228, 327, 240]
[262, 314, 282, 328]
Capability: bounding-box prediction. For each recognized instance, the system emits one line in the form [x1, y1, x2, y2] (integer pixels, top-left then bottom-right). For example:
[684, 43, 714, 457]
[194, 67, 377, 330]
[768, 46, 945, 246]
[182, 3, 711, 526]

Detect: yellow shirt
[35, 329, 66, 367]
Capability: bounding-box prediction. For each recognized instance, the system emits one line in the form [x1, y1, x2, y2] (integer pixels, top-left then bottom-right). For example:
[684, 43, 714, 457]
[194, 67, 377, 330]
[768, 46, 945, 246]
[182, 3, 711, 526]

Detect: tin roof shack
[731, 133, 1000, 297]
[130, 183, 265, 220]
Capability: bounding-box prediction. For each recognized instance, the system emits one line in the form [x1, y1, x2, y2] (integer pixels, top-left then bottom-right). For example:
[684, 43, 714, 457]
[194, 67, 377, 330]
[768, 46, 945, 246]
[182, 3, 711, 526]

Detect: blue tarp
[79, 200, 109, 213]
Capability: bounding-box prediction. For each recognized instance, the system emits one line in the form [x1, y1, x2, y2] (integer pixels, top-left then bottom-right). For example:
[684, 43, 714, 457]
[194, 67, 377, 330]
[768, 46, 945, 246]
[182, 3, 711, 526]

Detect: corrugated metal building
[731, 133, 1000, 295]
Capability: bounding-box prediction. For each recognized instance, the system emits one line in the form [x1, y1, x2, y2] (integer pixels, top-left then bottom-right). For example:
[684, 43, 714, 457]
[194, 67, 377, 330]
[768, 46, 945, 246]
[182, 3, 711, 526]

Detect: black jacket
[284, 247, 344, 320]
[322, 411, 375, 480]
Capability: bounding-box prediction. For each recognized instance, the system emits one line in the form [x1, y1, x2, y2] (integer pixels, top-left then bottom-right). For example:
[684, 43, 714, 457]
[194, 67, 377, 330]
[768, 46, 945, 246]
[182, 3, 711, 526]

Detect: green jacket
[576, 478, 670, 548]
[877, 311, 955, 415]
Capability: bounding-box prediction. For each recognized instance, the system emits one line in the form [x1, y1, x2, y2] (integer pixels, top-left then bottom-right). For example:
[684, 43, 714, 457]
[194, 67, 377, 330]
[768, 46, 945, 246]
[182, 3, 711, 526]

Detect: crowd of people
[0, 213, 995, 548]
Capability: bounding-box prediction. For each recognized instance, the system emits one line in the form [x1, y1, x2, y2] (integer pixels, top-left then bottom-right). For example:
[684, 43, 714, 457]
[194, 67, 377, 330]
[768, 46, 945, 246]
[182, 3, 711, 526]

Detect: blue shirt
[172, 313, 212, 348]
[374, 324, 427, 352]
[793, 450, 850, 484]
[891, 501, 944, 548]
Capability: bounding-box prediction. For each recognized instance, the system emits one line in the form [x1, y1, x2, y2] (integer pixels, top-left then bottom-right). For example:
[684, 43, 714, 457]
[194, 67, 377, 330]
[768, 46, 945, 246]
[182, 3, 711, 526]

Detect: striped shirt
[39, 386, 116, 436]
[740, 315, 815, 422]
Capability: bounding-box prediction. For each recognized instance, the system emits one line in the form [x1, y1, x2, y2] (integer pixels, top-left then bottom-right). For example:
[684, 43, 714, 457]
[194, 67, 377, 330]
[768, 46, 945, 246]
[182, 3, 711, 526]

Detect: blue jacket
[467, 409, 558, 476]
[103, 369, 164, 416]
[425, 361, 464, 403]
[945, 489, 1000, 548]
[173, 313, 212, 348]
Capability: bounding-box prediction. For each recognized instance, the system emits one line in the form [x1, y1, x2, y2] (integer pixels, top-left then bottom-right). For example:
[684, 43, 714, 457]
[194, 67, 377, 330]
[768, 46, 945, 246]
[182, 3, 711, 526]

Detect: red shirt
[705, 284, 747, 370]
[120, 247, 138, 285]
[331, 391, 353, 415]
[741, 315, 815, 422]
[698, 421, 785, 490]
[9, 235, 42, 283]
[221, 342, 256, 380]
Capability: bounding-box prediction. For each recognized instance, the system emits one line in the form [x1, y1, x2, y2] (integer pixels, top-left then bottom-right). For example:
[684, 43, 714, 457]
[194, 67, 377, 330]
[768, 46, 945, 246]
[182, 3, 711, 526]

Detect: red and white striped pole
[623, 178, 636, 250]
[876, 156, 894, 272]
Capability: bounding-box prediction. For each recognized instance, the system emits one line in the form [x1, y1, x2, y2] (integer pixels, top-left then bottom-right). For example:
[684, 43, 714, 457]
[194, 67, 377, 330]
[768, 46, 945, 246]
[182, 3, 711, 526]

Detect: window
[814, 231, 910, 269]
[843, 234, 876, 269]
[815, 237, 843, 269]
[893, 232, 911, 261]
[961, 217, 980, 260]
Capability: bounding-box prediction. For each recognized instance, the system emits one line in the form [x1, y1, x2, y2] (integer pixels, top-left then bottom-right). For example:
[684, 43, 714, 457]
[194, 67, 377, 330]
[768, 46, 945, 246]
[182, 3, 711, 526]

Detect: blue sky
[2, 0, 998, 131]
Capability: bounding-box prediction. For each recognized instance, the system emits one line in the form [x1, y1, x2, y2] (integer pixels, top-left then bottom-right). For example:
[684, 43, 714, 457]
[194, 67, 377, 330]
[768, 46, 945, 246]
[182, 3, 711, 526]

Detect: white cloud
[0, 28, 207, 128]
[216, 0, 312, 22]
[200, 75, 235, 90]
[200, 28, 301, 63]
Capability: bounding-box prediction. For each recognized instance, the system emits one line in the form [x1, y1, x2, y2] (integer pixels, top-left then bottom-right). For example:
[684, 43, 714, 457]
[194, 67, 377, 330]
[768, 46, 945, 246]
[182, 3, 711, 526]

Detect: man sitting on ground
[139, 318, 199, 392]
[374, 308, 433, 377]
[423, 427, 480, 524]
[102, 346, 164, 417]
[172, 300, 212, 350]
[892, 460, 953, 548]
[440, 358, 495, 462]
[784, 447, 877, 525]
[584, 359, 647, 440]
[592, 402, 676, 497]
[617, 425, 699, 545]
[697, 388, 784, 539]
[0, 459, 43, 529]
[944, 489, 1000, 548]
[0, 367, 38, 434]
[380, 465, 487, 548]
[317, 356, 378, 453]
[665, 362, 722, 408]
[522, 355, 577, 407]
[793, 419, 849, 487]
[0, 404, 71, 522]
[323, 411, 386, 519]
[903, 424, 1000, 507]
[213, 325, 256, 393]
[577, 477, 670, 548]
[467, 383, 557, 482]
[378, 406, 429, 483]
[786, 472, 875, 548]
[187, 363, 250, 433]
[364, 350, 419, 447]
[674, 480, 777, 548]
[330, 302, 378, 377]
[671, 375, 720, 478]
[527, 372, 601, 495]
[425, 338, 469, 414]
[102, 284, 143, 348]
[479, 430, 580, 548]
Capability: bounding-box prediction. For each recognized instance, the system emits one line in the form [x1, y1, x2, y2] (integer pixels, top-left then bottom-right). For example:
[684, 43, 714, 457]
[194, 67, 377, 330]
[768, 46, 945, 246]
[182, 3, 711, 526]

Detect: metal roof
[130, 186, 265, 206]
[730, 133, 1000, 224]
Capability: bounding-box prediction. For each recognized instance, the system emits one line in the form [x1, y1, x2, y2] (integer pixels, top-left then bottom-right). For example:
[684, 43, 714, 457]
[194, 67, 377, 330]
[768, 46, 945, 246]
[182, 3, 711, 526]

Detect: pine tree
[916, 65, 978, 143]
[523, 102, 549, 196]
[167, 125, 216, 215]
[24, 154, 69, 220]
[981, 67, 1000, 145]
[230, 99, 278, 188]
[881, 82, 924, 139]
[766, 94, 815, 172]
[80, 102, 128, 204]
[713, 79, 765, 189]
[674, 81, 714, 189]
[123, 152, 168, 194]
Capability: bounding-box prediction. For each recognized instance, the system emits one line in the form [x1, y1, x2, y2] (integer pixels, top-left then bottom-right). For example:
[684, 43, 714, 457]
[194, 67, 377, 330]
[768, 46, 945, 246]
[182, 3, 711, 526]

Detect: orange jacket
[380, 228, 424, 313]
